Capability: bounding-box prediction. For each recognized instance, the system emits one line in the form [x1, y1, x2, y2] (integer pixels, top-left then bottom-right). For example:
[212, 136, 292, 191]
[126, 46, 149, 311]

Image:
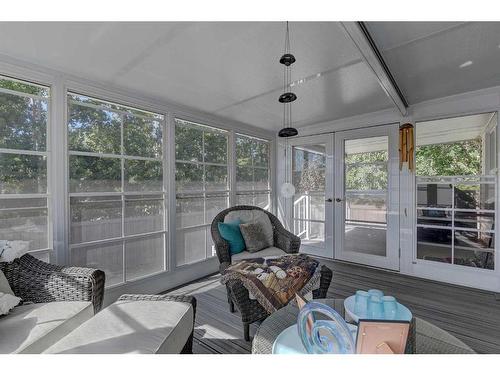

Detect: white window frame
[66, 91, 168, 288]
[174, 118, 230, 266]
[407, 110, 500, 291]
[0, 75, 52, 262]
[235, 133, 272, 211]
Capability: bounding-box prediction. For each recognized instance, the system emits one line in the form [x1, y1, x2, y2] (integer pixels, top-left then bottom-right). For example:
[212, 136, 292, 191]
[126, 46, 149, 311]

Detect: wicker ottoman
[227, 265, 333, 341]
[44, 294, 196, 354]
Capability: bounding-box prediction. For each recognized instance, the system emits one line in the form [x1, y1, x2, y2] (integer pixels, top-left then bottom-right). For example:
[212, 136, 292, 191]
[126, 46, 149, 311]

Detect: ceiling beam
[340, 21, 408, 116]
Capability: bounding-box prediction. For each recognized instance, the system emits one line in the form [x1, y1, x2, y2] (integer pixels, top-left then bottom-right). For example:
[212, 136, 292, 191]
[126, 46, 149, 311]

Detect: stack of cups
[353, 289, 398, 320]
[367, 289, 384, 319]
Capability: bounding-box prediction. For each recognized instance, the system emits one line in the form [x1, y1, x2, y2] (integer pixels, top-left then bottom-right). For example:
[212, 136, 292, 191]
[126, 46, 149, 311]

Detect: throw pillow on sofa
[239, 222, 272, 253]
[0, 240, 30, 262]
[0, 270, 21, 315]
[218, 219, 245, 255]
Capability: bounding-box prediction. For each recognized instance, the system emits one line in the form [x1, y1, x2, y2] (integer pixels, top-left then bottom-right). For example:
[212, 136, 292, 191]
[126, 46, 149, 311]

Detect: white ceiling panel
[215, 59, 393, 129]
[0, 22, 394, 131]
[366, 22, 500, 104]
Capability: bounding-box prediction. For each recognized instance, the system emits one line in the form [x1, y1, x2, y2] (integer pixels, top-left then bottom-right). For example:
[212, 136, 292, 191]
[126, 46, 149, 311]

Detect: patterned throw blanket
[220, 254, 320, 313]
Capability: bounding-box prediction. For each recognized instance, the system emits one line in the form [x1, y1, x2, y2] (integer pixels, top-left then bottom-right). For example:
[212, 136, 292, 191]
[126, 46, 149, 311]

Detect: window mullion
[120, 113, 126, 283]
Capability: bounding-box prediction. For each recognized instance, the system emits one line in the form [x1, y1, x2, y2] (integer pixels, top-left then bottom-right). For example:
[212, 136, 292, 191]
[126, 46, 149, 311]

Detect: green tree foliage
[67, 95, 164, 193]
[345, 151, 387, 191]
[234, 135, 269, 190]
[0, 79, 48, 194]
[415, 139, 482, 176]
[292, 149, 326, 193]
[174, 121, 229, 192]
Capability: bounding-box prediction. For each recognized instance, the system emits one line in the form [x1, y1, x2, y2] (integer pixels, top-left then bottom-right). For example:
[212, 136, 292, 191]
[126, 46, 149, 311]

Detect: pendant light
[278, 21, 298, 138]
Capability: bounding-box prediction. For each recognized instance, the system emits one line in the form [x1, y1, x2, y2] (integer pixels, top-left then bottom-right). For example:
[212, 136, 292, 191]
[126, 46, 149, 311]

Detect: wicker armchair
[211, 205, 333, 341]
[0, 253, 105, 314]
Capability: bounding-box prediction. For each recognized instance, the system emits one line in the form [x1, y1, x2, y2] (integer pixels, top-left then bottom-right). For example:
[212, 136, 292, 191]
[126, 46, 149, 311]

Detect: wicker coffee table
[252, 298, 475, 354]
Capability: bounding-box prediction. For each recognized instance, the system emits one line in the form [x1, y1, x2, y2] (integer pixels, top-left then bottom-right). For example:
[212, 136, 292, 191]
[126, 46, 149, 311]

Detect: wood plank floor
[165, 260, 500, 354]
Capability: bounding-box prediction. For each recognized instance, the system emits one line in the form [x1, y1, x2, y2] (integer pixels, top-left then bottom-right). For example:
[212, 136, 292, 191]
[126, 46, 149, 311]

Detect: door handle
[335, 198, 343, 202]
[325, 198, 333, 203]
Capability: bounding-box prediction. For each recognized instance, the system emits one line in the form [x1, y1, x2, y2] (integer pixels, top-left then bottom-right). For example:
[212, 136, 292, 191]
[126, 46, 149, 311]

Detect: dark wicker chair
[211, 205, 333, 341]
[0, 253, 105, 314]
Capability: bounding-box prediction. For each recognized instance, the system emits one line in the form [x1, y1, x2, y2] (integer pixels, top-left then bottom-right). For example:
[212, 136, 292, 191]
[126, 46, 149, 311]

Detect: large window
[0, 76, 50, 262]
[416, 113, 496, 270]
[235, 134, 271, 210]
[175, 119, 229, 266]
[68, 93, 166, 286]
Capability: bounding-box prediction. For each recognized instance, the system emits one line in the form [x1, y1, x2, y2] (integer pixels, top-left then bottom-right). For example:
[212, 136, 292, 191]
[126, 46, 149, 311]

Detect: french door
[287, 135, 334, 258]
[334, 125, 400, 270]
[286, 125, 399, 270]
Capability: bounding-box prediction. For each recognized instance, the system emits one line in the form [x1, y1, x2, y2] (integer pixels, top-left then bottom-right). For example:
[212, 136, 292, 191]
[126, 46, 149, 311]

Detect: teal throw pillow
[218, 219, 245, 255]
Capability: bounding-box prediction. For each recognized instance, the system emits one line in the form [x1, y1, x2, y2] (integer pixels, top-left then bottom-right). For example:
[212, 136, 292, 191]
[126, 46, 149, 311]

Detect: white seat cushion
[231, 246, 287, 263]
[0, 301, 93, 354]
[45, 299, 194, 354]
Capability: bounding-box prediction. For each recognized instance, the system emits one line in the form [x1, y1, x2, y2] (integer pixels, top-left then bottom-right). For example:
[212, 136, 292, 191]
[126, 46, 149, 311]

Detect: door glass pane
[344, 136, 388, 256]
[292, 144, 326, 247]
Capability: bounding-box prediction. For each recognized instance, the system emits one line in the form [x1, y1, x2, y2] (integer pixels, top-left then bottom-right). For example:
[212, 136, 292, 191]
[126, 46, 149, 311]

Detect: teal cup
[354, 290, 369, 314]
[367, 295, 384, 319]
[382, 296, 398, 319]
[368, 289, 384, 298]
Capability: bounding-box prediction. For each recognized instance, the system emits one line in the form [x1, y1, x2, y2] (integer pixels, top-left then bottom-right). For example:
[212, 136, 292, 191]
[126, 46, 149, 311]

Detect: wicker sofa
[211, 205, 333, 341]
[1, 254, 197, 354]
[0, 253, 105, 353]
